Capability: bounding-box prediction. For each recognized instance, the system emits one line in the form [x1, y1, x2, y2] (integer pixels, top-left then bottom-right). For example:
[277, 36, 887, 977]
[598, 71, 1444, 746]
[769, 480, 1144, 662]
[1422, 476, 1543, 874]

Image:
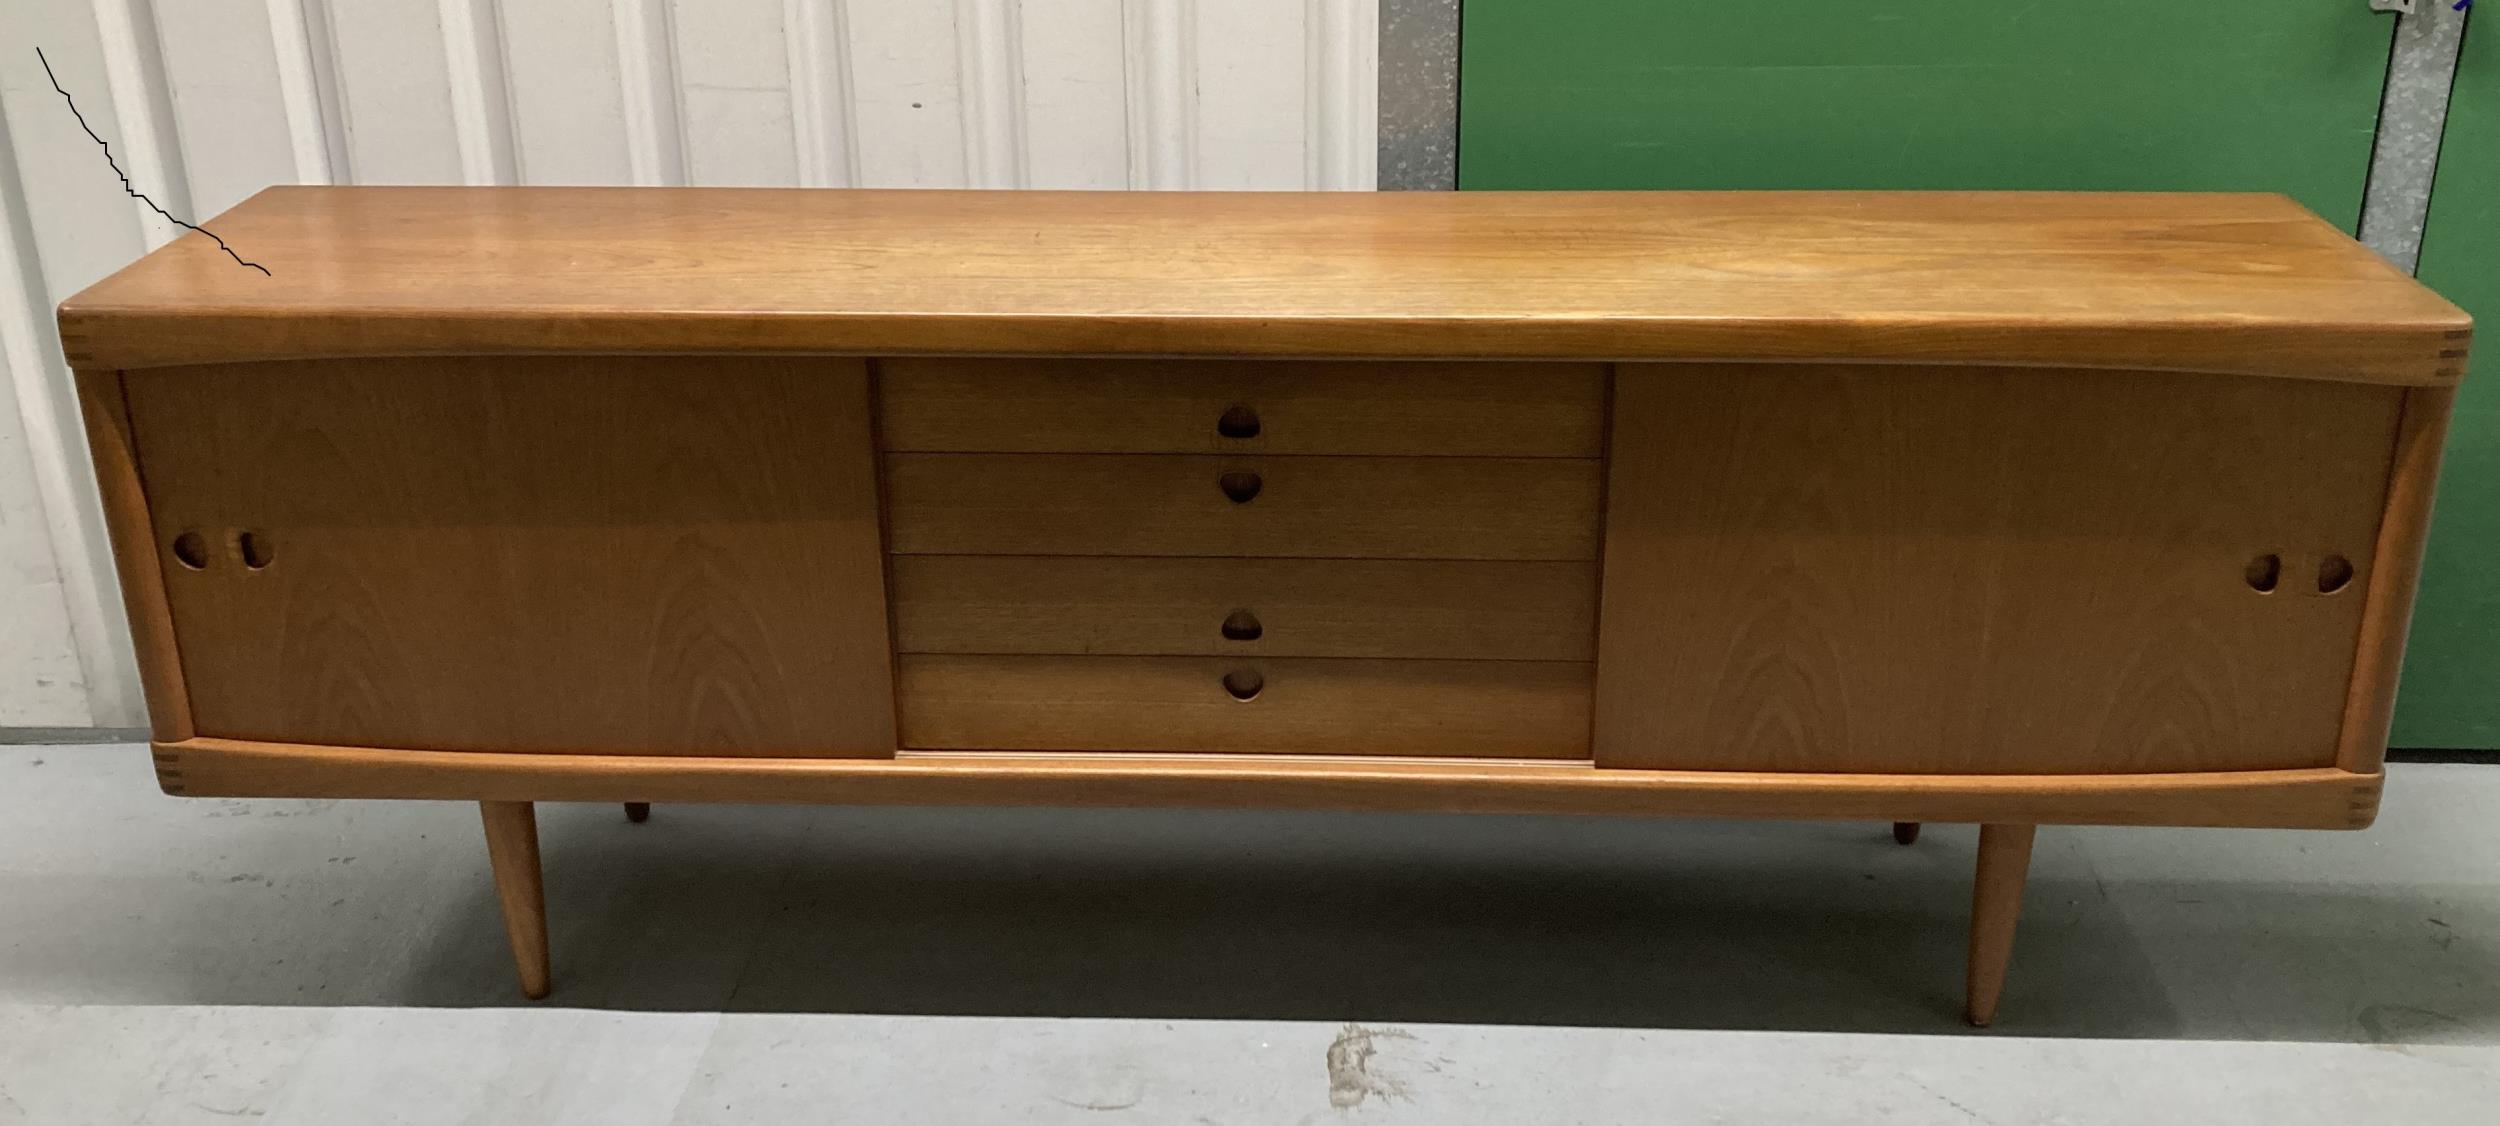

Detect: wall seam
[86, 0, 190, 242]
[1120, 0, 1191, 190]
[956, 0, 1029, 189]
[263, 0, 342, 184]
[613, 0, 687, 186]
[439, 0, 518, 184]
[1375, 0, 1456, 190]
[786, 0, 860, 187]
[2360, 3, 2472, 272]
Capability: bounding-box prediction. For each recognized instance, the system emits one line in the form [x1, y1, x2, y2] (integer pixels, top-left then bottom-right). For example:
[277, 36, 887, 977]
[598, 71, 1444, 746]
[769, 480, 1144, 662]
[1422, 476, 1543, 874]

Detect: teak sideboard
[60, 188, 2470, 1025]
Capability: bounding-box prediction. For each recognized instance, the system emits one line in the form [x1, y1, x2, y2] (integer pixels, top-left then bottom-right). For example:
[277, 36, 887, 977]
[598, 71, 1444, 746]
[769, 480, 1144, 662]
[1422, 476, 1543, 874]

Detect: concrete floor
[1, 744, 2494, 1123]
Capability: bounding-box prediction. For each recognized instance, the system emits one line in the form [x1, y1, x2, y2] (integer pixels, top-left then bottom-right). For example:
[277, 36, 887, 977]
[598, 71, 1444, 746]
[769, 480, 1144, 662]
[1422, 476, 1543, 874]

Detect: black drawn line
[37, 47, 270, 276]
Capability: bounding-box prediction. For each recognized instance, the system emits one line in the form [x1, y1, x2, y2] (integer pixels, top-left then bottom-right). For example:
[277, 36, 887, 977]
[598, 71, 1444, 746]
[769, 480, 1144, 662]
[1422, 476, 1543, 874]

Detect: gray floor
[2, 744, 2494, 1123]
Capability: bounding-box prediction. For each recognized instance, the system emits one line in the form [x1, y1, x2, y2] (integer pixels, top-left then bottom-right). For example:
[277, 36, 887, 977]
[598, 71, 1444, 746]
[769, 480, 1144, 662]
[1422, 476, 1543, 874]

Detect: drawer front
[878, 358, 1607, 457]
[892, 556, 1597, 660]
[897, 655, 1592, 757]
[885, 454, 1602, 560]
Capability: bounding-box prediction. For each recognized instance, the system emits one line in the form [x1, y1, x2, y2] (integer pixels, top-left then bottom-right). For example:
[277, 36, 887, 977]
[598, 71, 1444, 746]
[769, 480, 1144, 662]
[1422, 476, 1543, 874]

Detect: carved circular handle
[2244, 553, 2281, 593]
[1219, 470, 1263, 504]
[1221, 609, 1263, 642]
[239, 530, 275, 570]
[1217, 403, 1261, 440]
[170, 529, 209, 570]
[1222, 668, 1264, 702]
[2317, 554, 2353, 594]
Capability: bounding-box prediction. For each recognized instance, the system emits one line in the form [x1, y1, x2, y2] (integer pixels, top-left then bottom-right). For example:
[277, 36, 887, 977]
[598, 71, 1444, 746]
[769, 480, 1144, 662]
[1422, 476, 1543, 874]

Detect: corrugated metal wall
[0, 0, 1380, 727]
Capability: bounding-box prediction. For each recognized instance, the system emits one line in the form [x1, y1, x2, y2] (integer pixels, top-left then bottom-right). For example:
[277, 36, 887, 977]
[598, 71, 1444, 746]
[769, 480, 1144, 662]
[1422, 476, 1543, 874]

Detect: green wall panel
[2395, 20, 2500, 749]
[1458, 0, 2394, 229]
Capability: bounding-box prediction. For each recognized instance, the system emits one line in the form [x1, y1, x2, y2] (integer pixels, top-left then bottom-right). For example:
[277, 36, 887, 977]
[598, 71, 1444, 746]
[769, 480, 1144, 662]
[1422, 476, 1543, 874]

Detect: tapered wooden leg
[479, 800, 551, 1000]
[624, 802, 650, 823]
[1892, 821, 1921, 845]
[1965, 823, 2036, 1027]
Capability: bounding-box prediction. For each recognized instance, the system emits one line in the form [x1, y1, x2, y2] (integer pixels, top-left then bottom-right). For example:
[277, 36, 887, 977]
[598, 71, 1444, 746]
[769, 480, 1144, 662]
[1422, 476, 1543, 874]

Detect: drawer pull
[1221, 667, 1265, 701]
[2244, 553, 2280, 593]
[1220, 609, 1263, 642]
[1219, 470, 1263, 504]
[171, 529, 210, 570]
[239, 530, 275, 570]
[1217, 403, 1261, 440]
[2317, 554, 2353, 595]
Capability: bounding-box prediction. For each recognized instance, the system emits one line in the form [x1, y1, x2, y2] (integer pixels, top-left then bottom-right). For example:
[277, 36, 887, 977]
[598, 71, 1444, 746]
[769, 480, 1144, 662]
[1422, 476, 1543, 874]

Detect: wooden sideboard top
[60, 187, 2468, 382]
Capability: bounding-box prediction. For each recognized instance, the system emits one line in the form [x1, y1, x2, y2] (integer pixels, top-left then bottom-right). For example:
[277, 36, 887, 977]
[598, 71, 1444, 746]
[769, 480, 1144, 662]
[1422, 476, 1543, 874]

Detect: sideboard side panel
[1594, 363, 2401, 775]
[2337, 385, 2457, 773]
[74, 367, 194, 745]
[123, 356, 897, 757]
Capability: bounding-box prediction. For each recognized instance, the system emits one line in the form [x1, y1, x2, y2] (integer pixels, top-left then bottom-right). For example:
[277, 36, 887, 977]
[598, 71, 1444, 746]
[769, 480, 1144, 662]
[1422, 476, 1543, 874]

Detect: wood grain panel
[877, 359, 1606, 456]
[2337, 386, 2456, 772]
[74, 369, 192, 742]
[1594, 363, 2402, 775]
[885, 454, 1601, 560]
[897, 655, 1592, 758]
[155, 737, 2383, 830]
[891, 556, 1597, 660]
[123, 355, 895, 756]
[59, 189, 2468, 383]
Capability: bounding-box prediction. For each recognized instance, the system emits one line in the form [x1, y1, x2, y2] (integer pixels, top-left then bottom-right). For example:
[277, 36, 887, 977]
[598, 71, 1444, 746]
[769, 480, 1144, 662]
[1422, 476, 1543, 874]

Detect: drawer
[892, 556, 1596, 660]
[878, 358, 1607, 456]
[896, 655, 1593, 758]
[884, 454, 1602, 560]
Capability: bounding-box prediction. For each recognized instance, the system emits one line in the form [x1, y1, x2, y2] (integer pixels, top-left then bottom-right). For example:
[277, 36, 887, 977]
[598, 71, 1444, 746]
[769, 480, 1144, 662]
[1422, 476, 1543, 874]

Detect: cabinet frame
[77, 362, 2437, 831]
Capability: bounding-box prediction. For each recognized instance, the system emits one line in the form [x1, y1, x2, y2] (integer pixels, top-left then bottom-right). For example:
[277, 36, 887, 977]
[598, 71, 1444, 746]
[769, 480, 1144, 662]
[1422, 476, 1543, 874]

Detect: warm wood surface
[890, 556, 1597, 660]
[155, 737, 2383, 829]
[1965, 823, 2037, 1027]
[2337, 386, 2456, 773]
[885, 453, 1602, 560]
[1595, 364, 2400, 775]
[74, 369, 193, 743]
[125, 356, 898, 756]
[896, 655, 1593, 758]
[877, 359, 1608, 456]
[478, 801, 550, 1000]
[59, 188, 2468, 382]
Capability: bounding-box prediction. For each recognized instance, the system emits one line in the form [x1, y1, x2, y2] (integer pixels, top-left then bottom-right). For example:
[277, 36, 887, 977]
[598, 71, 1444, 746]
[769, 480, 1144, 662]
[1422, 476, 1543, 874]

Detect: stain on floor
[1326, 1024, 1419, 1109]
